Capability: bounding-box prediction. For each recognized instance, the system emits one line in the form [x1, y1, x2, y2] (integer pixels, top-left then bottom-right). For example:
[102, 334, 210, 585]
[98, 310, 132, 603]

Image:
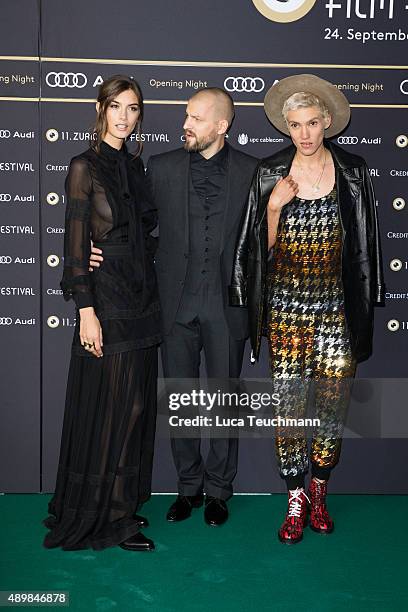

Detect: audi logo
[0, 317, 13, 325]
[224, 77, 265, 93]
[337, 136, 359, 145]
[0, 256, 12, 264]
[46, 72, 88, 88]
[0, 194, 12, 202]
[400, 79, 408, 95]
[0, 130, 11, 138]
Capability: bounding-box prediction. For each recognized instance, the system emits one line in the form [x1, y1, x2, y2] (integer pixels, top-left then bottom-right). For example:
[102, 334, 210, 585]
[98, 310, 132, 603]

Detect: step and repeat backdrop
[1, 0, 407, 493]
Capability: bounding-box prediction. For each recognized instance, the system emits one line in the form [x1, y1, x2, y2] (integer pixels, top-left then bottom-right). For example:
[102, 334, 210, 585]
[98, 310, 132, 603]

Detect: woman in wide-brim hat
[230, 74, 384, 544]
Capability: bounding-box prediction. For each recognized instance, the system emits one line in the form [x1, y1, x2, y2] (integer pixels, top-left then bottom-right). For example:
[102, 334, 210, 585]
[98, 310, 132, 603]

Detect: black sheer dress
[43, 141, 162, 551]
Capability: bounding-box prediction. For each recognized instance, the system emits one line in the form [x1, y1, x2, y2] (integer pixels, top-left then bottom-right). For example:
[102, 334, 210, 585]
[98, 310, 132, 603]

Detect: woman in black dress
[43, 75, 162, 552]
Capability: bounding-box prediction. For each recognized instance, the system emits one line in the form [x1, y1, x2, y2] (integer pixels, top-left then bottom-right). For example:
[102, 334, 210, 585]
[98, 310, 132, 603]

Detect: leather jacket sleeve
[363, 163, 385, 305]
[229, 165, 260, 307]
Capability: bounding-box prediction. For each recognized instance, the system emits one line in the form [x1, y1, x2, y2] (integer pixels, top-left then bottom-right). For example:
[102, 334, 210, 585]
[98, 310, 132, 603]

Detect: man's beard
[184, 130, 218, 152]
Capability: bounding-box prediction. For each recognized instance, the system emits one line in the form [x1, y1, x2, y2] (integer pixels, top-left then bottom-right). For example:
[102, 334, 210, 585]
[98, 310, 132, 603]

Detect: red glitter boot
[308, 478, 334, 534]
[278, 488, 309, 544]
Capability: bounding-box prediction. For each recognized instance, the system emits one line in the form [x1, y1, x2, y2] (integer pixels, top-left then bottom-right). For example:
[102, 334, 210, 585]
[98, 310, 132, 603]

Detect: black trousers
[161, 283, 245, 500]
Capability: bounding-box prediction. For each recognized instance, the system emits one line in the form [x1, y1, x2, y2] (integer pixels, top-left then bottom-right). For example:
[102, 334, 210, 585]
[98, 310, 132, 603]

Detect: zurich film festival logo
[45, 129, 59, 142]
[47, 254, 60, 268]
[47, 315, 60, 329]
[46, 193, 60, 206]
[252, 0, 316, 23]
[396, 134, 408, 148]
[393, 197, 405, 211]
[390, 259, 403, 272]
[387, 319, 400, 332]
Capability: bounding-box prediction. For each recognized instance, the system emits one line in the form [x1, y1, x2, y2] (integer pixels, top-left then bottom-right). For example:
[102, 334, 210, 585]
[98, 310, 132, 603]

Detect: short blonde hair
[282, 92, 330, 123]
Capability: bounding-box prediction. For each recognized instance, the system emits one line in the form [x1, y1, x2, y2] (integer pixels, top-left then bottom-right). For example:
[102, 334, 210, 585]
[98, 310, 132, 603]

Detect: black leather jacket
[229, 141, 385, 363]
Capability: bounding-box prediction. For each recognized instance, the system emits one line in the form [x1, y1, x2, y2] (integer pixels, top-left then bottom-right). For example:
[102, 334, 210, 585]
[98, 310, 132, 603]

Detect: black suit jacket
[146, 145, 258, 338]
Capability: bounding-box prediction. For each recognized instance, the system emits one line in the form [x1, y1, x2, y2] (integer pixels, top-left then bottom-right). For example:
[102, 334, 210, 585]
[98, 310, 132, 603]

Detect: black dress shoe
[204, 497, 228, 526]
[134, 514, 149, 528]
[119, 532, 155, 551]
[166, 494, 204, 522]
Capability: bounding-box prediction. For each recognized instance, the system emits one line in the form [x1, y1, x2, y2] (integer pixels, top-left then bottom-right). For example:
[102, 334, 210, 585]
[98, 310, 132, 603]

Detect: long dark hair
[92, 74, 144, 155]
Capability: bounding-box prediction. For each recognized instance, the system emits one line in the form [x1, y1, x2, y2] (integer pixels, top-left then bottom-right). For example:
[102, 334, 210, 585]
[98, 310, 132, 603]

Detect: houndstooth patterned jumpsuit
[267, 188, 356, 487]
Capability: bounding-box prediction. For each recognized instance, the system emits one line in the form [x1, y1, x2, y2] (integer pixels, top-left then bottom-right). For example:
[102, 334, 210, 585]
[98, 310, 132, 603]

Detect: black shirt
[61, 141, 159, 316]
[190, 143, 229, 203]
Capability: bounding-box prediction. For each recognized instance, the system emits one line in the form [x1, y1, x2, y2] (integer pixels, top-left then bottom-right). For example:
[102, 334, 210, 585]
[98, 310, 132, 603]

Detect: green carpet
[0, 494, 407, 611]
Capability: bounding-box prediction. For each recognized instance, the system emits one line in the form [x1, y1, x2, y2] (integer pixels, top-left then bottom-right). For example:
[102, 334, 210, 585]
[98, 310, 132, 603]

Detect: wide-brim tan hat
[264, 74, 350, 138]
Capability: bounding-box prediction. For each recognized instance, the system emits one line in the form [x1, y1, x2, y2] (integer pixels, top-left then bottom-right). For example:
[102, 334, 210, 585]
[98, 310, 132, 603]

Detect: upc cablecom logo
[252, 0, 317, 23]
